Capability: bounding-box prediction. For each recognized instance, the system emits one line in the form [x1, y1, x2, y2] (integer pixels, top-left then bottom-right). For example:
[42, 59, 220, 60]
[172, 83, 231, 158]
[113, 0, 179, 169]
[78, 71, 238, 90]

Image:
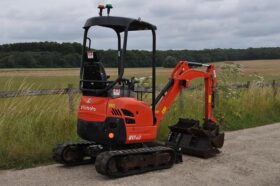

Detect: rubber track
[95, 146, 175, 178]
[53, 141, 95, 165]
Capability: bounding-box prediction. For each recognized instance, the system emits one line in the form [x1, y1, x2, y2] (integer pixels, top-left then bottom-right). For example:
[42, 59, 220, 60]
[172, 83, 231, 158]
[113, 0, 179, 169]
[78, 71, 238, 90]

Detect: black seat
[82, 62, 107, 89]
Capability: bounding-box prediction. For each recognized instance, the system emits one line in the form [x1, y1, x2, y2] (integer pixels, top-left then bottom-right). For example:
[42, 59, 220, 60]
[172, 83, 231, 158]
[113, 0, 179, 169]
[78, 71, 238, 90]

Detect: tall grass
[217, 86, 280, 130]
[0, 81, 80, 168]
[157, 85, 280, 141]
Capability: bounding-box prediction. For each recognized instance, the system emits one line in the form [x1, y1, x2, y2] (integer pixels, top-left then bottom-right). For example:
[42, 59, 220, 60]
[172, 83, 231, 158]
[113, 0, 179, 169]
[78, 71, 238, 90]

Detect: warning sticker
[208, 95, 212, 104]
[161, 106, 167, 114]
[108, 103, 116, 108]
[87, 51, 94, 59]
[113, 89, 120, 96]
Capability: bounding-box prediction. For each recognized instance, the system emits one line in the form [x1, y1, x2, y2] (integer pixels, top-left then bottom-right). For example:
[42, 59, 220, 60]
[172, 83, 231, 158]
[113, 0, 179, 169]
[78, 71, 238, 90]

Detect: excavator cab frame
[80, 16, 157, 121]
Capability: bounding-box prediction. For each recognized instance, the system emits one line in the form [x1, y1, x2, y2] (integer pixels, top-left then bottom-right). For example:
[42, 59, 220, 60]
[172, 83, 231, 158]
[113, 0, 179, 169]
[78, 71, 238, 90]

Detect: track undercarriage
[53, 118, 223, 178]
[95, 146, 177, 177]
[53, 141, 181, 178]
[53, 141, 99, 165]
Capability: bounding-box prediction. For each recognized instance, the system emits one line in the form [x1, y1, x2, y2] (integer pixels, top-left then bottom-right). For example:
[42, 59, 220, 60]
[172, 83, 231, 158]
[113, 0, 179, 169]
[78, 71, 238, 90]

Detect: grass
[0, 93, 80, 168]
[0, 67, 170, 91]
[218, 87, 280, 130]
[158, 85, 280, 141]
[0, 59, 280, 169]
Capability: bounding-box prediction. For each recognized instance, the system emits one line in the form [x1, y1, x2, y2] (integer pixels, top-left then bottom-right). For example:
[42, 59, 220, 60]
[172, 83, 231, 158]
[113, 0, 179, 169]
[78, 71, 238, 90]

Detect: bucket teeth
[211, 133, 225, 148]
[166, 118, 224, 158]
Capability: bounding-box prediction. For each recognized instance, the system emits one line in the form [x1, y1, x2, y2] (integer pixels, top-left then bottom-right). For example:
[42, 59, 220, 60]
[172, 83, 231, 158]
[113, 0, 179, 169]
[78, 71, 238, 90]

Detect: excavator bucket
[166, 118, 224, 158]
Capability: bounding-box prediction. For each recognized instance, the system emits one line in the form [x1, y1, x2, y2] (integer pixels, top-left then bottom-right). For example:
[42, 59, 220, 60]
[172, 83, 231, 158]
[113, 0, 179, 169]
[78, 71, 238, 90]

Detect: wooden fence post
[272, 80, 277, 98]
[246, 81, 251, 89]
[67, 84, 74, 115]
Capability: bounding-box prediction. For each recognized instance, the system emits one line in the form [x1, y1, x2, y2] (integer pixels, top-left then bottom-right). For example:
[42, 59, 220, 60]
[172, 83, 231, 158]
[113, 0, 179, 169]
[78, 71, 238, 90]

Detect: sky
[1, 0, 280, 50]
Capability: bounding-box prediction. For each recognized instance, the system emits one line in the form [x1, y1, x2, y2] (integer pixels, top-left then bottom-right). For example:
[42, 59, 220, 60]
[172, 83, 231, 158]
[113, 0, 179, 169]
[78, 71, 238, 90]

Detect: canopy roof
[84, 16, 157, 32]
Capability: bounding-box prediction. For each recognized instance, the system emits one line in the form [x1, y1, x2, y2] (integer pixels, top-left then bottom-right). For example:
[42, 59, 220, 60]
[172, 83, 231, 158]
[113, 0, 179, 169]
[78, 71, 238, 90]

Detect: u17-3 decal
[128, 135, 142, 141]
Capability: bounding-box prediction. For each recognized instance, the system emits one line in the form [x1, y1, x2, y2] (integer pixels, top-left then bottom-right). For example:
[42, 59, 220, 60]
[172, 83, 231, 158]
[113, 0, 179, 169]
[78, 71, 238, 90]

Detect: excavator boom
[154, 61, 224, 158]
[155, 61, 217, 126]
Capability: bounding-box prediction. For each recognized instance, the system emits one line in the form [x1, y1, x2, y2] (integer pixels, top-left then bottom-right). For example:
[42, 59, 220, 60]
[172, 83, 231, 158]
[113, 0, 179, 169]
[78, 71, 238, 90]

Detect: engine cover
[77, 96, 157, 145]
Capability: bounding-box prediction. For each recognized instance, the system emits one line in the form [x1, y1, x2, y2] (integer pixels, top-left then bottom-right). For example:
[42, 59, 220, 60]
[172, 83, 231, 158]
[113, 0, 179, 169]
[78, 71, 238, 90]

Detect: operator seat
[82, 51, 108, 93]
[83, 62, 107, 89]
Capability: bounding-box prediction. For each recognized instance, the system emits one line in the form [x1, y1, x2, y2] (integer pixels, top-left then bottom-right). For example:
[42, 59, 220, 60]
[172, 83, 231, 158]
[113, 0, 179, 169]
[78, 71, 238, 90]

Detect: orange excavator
[53, 4, 224, 178]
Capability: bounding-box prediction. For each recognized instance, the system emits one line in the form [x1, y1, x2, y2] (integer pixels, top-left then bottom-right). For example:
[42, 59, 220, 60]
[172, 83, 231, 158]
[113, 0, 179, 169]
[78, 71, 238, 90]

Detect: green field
[0, 60, 280, 169]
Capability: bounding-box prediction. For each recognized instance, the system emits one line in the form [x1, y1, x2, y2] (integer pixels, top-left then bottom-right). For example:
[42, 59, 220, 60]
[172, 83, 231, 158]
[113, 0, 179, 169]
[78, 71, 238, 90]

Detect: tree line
[0, 42, 280, 68]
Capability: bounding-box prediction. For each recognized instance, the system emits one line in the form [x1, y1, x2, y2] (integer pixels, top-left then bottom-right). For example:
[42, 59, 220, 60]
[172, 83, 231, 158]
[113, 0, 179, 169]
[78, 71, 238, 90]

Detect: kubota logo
[80, 105, 96, 111]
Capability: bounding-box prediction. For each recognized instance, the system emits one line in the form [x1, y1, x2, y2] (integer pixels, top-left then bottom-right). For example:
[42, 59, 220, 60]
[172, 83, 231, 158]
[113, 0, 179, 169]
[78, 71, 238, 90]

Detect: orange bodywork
[78, 61, 217, 145]
[78, 96, 156, 144]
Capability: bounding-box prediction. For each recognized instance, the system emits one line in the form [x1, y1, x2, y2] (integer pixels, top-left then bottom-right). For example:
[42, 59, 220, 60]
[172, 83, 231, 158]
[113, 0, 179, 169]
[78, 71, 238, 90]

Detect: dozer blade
[165, 118, 224, 158]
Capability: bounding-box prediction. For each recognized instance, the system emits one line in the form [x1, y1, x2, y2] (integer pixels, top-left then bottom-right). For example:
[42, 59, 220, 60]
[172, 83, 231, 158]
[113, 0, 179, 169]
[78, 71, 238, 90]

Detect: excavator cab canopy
[83, 16, 157, 32]
[80, 15, 157, 117]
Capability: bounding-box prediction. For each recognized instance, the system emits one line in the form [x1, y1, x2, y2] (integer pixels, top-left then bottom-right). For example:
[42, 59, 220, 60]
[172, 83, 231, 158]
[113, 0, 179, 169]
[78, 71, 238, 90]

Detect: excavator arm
[155, 61, 224, 158]
[155, 61, 217, 126]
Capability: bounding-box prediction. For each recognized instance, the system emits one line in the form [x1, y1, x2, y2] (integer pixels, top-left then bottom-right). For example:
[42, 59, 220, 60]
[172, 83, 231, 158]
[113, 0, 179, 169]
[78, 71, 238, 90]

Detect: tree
[1, 42, 280, 68]
[13, 53, 37, 68]
[163, 56, 177, 68]
[63, 53, 81, 67]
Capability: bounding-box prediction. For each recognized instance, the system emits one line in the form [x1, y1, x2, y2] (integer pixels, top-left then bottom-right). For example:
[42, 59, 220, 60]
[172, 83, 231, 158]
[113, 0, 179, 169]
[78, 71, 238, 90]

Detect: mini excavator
[53, 4, 224, 178]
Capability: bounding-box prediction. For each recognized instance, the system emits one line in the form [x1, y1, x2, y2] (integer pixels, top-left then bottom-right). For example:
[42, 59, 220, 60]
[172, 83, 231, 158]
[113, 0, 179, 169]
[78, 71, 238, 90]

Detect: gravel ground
[1, 123, 280, 186]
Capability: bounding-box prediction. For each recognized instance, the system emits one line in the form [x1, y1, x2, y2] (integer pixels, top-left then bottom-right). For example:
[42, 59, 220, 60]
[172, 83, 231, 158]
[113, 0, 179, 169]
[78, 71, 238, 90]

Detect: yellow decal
[108, 103, 116, 108]
[208, 95, 212, 104]
[161, 106, 167, 114]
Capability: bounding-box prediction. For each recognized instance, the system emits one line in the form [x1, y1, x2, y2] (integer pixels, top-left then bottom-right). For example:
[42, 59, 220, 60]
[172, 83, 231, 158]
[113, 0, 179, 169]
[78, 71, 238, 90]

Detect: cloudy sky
[1, 0, 280, 50]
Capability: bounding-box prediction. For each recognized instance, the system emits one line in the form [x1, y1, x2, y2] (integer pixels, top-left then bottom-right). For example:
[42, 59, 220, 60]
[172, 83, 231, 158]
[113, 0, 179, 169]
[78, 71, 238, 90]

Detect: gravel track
[1, 123, 280, 186]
